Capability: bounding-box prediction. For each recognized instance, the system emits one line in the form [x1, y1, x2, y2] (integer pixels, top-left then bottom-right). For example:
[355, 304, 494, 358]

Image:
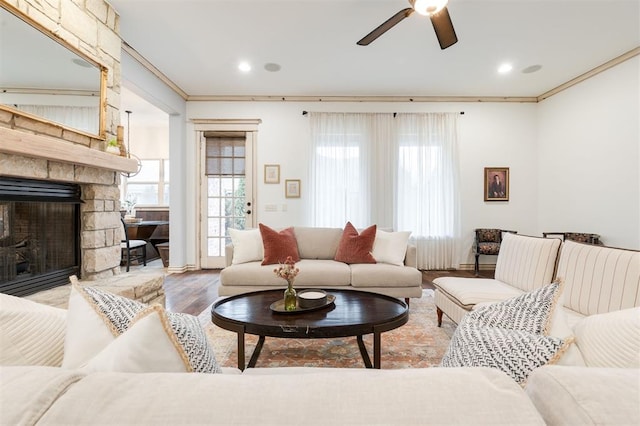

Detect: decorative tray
[270, 294, 336, 314]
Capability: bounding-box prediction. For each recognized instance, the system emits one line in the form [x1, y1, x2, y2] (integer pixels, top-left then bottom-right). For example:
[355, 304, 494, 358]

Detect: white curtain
[395, 113, 461, 269]
[309, 112, 461, 269]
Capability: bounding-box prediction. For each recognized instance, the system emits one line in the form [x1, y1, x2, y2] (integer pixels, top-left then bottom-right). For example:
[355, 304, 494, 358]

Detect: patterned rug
[198, 290, 456, 369]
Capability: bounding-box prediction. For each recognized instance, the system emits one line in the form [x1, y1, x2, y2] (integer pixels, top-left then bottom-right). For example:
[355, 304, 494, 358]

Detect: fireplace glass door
[0, 194, 80, 296]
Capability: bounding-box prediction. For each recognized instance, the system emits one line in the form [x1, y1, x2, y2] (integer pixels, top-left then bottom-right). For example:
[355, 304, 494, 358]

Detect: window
[123, 159, 170, 207]
[309, 112, 461, 269]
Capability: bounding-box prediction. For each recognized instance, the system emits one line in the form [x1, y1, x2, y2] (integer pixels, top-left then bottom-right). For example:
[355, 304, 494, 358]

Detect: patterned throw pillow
[470, 281, 562, 334]
[63, 280, 220, 374]
[440, 282, 571, 385]
[82, 305, 221, 374]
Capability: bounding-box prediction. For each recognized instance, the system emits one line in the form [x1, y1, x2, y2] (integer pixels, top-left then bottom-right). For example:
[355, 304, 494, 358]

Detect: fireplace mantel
[0, 127, 138, 174]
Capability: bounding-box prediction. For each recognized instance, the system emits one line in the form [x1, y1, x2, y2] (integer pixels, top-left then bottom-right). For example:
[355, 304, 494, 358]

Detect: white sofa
[219, 226, 423, 300]
[1, 365, 549, 425]
[435, 236, 640, 425]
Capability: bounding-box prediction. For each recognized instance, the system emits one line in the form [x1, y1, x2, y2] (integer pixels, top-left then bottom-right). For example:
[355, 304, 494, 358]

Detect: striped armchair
[434, 233, 562, 326]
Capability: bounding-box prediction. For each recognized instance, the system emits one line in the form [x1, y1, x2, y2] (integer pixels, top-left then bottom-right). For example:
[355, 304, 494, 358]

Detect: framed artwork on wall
[264, 164, 280, 184]
[285, 179, 301, 198]
[484, 167, 509, 201]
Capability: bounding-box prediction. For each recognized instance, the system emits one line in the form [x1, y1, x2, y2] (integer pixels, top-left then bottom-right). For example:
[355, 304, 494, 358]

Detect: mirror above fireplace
[0, 3, 107, 139]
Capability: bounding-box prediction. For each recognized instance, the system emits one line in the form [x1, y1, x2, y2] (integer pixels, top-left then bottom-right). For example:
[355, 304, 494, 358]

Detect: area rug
[198, 289, 456, 369]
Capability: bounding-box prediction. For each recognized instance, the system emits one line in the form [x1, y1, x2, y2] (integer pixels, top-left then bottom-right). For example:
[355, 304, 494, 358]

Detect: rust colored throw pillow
[259, 223, 300, 265]
[334, 222, 377, 264]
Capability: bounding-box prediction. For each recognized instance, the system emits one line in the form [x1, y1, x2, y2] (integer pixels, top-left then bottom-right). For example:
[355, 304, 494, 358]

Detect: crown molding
[537, 46, 639, 102]
[124, 43, 639, 104]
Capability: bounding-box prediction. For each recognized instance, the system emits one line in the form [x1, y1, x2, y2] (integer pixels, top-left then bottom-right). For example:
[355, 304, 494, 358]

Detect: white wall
[187, 101, 540, 266]
[537, 57, 640, 249]
[121, 52, 189, 270]
[125, 55, 638, 270]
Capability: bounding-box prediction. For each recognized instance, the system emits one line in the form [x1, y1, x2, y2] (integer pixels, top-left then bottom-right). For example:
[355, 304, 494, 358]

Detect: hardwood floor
[161, 267, 496, 316]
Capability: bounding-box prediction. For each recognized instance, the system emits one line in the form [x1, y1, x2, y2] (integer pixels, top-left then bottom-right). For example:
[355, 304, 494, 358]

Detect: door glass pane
[205, 136, 246, 259]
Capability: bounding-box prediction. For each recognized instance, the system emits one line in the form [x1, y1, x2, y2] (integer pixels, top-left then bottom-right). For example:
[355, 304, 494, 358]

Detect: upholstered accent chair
[435, 233, 562, 326]
[543, 232, 602, 245]
[473, 228, 517, 276]
[120, 218, 147, 272]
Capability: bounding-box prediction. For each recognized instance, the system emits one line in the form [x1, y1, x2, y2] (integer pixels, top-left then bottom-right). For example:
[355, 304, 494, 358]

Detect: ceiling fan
[357, 0, 458, 50]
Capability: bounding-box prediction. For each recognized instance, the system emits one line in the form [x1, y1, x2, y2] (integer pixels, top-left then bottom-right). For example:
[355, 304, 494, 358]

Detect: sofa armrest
[225, 244, 234, 267]
[404, 243, 418, 269]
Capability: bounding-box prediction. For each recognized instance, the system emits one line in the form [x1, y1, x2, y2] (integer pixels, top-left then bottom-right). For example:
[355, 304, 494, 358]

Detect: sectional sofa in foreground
[1, 234, 638, 425]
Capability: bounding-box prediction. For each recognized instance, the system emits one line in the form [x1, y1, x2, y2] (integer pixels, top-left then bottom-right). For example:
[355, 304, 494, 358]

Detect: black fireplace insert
[0, 177, 81, 296]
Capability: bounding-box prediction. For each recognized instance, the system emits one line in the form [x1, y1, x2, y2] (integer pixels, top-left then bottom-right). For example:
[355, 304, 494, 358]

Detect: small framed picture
[285, 179, 301, 198]
[484, 167, 509, 201]
[264, 164, 280, 184]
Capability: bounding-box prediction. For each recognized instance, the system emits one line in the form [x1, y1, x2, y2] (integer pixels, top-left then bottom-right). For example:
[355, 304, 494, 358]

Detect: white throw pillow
[62, 284, 146, 369]
[82, 305, 221, 374]
[573, 307, 640, 368]
[229, 228, 264, 264]
[546, 289, 585, 366]
[0, 293, 66, 366]
[63, 282, 221, 374]
[371, 230, 411, 266]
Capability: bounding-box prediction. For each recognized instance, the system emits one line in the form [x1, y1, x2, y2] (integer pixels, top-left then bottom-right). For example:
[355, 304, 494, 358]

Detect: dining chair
[120, 218, 147, 272]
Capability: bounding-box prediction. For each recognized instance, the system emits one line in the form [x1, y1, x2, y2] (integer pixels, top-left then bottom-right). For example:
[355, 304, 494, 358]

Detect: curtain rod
[301, 111, 464, 116]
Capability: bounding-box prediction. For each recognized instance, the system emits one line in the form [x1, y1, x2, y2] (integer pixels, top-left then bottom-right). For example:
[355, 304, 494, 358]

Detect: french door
[198, 123, 258, 269]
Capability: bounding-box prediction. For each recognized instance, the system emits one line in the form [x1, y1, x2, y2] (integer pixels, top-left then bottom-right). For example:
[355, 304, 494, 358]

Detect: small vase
[284, 280, 297, 311]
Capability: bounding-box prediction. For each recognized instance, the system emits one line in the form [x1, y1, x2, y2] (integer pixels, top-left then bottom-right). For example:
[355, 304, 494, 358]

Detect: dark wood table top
[212, 289, 408, 339]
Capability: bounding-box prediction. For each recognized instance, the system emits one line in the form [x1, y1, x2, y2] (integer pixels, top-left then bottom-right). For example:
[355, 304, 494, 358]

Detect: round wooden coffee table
[211, 289, 408, 370]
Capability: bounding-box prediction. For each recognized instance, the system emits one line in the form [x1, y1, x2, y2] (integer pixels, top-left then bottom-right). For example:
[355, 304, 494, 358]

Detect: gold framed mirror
[0, 3, 107, 139]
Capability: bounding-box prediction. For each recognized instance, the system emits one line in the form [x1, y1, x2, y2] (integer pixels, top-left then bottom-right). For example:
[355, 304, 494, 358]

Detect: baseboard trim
[458, 263, 496, 271]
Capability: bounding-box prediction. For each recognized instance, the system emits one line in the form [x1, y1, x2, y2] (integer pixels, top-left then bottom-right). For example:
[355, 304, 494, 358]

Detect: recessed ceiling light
[522, 64, 542, 74]
[238, 61, 251, 73]
[264, 62, 281, 72]
[497, 63, 513, 74]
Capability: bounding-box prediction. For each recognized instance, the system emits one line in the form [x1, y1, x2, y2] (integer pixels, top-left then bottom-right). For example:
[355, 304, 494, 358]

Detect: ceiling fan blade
[430, 6, 458, 49]
[357, 7, 414, 46]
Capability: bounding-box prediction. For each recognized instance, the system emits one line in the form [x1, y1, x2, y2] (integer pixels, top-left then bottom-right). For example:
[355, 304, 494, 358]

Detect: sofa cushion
[371, 230, 411, 266]
[293, 259, 352, 287]
[494, 233, 561, 293]
[441, 283, 572, 385]
[350, 263, 422, 288]
[259, 224, 300, 265]
[293, 226, 343, 260]
[334, 222, 376, 264]
[0, 293, 66, 367]
[82, 305, 221, 374]
[221, 259, 352, 287]
[433, 277, 524, 309]
[525, 366, 640, 426]
[229, 228, 263, 264]
[35, 367, 545, 425]
[0, 366, 85, 426]
[62, 283, 146, 369]
[556, 240, 640, 317]
[573, 307, 640, 368]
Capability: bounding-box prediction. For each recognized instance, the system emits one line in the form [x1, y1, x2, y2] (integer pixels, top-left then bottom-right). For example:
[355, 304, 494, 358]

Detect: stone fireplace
[0, 0, 138, 294]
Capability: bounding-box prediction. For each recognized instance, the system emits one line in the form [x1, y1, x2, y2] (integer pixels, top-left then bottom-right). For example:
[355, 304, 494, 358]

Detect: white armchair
[433, 233, 562, 326]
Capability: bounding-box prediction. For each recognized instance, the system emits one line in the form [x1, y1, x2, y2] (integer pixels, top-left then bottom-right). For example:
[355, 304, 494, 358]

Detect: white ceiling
[109, 0, 640, 99]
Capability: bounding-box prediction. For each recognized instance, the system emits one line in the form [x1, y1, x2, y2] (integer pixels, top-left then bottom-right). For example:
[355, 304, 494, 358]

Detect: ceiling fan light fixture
[411, 0, 448, 16]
